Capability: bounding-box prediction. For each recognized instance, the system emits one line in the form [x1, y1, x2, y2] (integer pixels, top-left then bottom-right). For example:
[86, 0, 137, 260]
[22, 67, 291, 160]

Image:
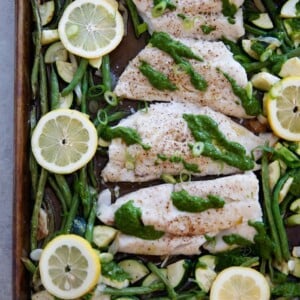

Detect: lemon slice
[266, 76, 300, 141]
[39, 234, 101, 299]
[58, 0, 124, 59]
[210, 267, 270, 300]
[31, 109, 98, 174]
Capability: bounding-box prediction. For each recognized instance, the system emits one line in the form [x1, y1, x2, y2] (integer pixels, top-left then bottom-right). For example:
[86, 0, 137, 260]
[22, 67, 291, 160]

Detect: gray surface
[0, 0, 15, 298]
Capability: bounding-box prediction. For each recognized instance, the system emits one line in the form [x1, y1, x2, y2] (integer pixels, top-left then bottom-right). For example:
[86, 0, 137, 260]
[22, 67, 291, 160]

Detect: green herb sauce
[114, 200, 165, 240]
[200, 24, 216, 34]
[149, 32, 207, 91]
[218, 69, 262, 116]
[221, 0, 238, 24]
[98, 124, 151, 150]
[101, 261, 131, 281]
[171, 189, 225, 212]
[139, 60, 177, 91]
[183, 114, 255, 170]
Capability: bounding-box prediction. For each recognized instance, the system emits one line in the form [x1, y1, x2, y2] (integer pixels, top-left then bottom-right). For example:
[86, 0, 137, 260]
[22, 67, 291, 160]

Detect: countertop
[0, 0, 15, 298]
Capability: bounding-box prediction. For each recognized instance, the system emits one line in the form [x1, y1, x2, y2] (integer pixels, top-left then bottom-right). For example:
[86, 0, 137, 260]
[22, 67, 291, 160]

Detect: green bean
[80, 73, 88, 114]
[54, 174, 72, 209]
[84, 199, 97, 243]
[244, 23, 267, 36]
[272, 173, 291, 261]
[30, 168, 48, 251]
[39, 54, 49, 115]
[48, 177, 68, 218]
[30, 0, 42, 99]
[50, 64, 60, 110]
[61, 58, 89, 96]
[88, 159, 97, 189]
[63, 179, 80, 234]
[262, 0, 293, 49]
[49, 0, 72, 29]
[261, 152, 282, 262]
[81, 72, 89, 113]
[125, 0, 148, 38]
[29, 107, 39, 197]
[101, 55, 112, 92]
[147, 262, 177, 300]
[104, 283, 165, 296]
[106, 111, 128, 124]
[21, 258, 37, 274]
[79, 167, 92, 219]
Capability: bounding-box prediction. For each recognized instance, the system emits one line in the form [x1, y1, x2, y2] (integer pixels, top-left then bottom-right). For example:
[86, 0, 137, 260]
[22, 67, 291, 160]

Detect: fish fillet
[114, 38, 250, 118]
[110, 233, 207, 255]
[101, 102, 275, 182]
[98, 172, 262, 255]
[132, 0, 245, 41]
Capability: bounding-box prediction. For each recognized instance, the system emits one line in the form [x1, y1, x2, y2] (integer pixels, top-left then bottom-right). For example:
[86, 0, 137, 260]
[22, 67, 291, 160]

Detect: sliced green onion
[104, 91, 118, 106]
[87, 84, 106, 100]
[97, 109, 108, 125]
[179, 171, 191, 182]
[151, 1, 167, 17]
[192, 142, 204, 157]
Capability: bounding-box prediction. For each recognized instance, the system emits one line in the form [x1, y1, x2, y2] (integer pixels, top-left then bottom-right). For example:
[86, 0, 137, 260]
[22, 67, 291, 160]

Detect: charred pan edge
[13, 0, 32, 299]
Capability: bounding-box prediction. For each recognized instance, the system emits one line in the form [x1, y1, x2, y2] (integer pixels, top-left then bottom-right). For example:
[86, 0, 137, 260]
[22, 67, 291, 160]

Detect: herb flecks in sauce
[218, 68, 262, 116]
[149, 32, 208, 91]
[201, 24, 216, 34]
[157, 154, 200, 173]
[183, 114, 255, 170]
[221, 0, 238, 24]
[98, 124, 151, 150]
[139, 60, 177, 91]
[114, 200, 165, 240]
[171, 189, 225, 212]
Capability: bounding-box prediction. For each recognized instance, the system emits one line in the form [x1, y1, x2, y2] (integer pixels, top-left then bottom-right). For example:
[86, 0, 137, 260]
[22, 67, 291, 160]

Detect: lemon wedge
[31, 109, 98, 174]
[39, 234, 101, 299]
[58, 0, 124, 59]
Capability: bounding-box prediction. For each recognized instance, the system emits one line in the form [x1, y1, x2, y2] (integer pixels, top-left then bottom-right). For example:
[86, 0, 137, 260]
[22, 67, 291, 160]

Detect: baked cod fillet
[132, 0, 245, 41]
[101, 102, 275, 182]
[114, 38, 250, 118]
[98, 172, 262, 255]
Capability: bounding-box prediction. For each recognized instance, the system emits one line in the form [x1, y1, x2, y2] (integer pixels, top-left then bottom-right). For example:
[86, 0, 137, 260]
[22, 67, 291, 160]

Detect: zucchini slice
[142, 268, 167, 286]
[93, 225, 118, 248]
[166, 259, 191, 288]
[195, 255, 217, 293]
[118, 259, 150, 284]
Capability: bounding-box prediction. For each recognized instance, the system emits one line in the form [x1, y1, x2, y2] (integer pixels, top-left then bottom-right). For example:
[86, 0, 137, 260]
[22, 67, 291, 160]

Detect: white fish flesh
[101, 102, 275, 182]
[114, 38, 250, 118]
[132, 0, 245, 41]
[98, 172, 262, 255]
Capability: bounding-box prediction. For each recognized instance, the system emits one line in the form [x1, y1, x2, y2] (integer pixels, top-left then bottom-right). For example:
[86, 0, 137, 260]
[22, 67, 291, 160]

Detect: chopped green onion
[192, 142, 204, 157]
[97, 109, 108, 125]
[104, 91, 118, 106]
[152, 1, 167, 17]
